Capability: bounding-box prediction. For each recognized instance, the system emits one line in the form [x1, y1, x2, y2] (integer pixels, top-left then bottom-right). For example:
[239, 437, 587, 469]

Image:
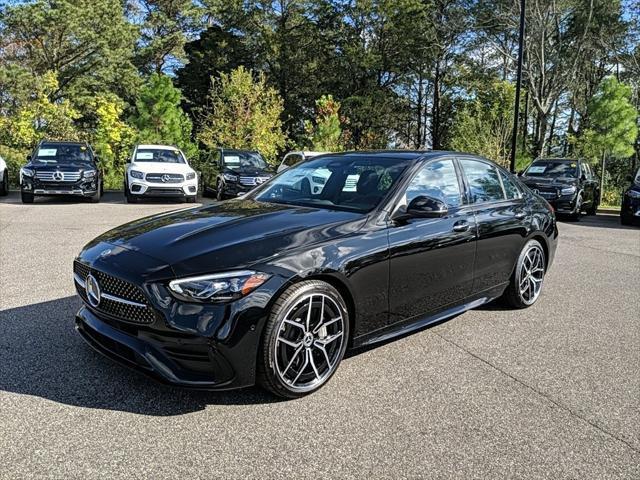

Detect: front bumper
[73, 247, 284, 390]
[222, 182, 255, 197]
[129, 180, 198, 197]
[22, 177, 98, 196]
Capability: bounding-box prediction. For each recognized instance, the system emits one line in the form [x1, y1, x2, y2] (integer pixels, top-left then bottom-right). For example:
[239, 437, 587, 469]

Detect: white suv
[125, 144, 198, 203]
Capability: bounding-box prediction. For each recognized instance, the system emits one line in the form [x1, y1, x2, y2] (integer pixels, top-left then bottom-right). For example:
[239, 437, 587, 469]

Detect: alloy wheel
[518, 244, 545, 305]
[274, 293, 345, 393]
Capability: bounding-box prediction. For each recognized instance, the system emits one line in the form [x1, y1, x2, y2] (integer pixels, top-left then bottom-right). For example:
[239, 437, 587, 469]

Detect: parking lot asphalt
[1, 192, 639, 479]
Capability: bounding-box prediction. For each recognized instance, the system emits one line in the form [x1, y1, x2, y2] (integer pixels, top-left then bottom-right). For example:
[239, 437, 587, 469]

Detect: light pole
[509, 0, 526, 173]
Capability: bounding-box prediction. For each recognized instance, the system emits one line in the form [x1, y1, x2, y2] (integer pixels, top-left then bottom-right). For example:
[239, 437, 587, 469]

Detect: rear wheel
[502, 239, 546, 309]
[0, 170, 8, 196]
[258, 280, 349, 398]
[21, 190, 34, 203]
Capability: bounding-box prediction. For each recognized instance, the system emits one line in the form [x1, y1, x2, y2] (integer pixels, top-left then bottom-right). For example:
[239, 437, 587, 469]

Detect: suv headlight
[561, 186, 576, 196]
[186, 172, 196, 181]
[130, 170, 144, 180]
[627, 190, 640, 199]
[20, 167, 34, 178]
[168, 270, 270, 303]
[83, 169, 97, 178]
[223, 173, 238, 182]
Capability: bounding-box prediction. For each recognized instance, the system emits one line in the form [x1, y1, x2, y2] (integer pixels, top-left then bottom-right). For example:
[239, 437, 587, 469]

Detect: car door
[581, 163, 597, 207]
[387, 158, 477, 322]
[458, 157, 529, 294]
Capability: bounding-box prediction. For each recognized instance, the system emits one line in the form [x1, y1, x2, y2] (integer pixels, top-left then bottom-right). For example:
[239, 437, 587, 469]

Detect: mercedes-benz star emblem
[86, 274, 101, 308]
[161, 174, 171, 183]
[99, 248, 112, 258]
[53, 171, 64, 181]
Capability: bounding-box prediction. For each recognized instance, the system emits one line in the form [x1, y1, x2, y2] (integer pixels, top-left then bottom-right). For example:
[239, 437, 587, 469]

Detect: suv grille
[74, 260, 157, 324]
[36, 171, 81, 182]
[145, 173, 184, 183]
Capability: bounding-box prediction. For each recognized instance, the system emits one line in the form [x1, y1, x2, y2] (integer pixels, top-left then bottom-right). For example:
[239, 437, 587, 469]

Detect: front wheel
[258, 280, 349, 398]
[621, 213, 633, 226]
[21, 190, 34, 203]
[502, 239, 546, 309]
[216, 179, 225, 201]
[89, 181, 101, 203]
[569, 194, 583, 221]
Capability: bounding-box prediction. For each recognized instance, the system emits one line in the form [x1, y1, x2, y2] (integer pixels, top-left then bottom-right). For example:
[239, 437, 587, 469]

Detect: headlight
[83, 169, 97, 178]
[20, 167, 34, 178]
[627, 190, 640, 199]
[130, 170, 144, 179]
[168, 270, 270, 303]
[223, 173, 238, 182]
[561, 186, 576, 195]
[186, 172, 196, 180]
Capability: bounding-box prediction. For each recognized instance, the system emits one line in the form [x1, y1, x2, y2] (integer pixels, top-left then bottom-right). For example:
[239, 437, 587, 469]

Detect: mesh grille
[74, 260, 157, 324]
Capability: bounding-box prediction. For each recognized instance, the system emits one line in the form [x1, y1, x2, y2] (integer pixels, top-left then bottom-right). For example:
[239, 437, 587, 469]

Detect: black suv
[519, 158, 599, 220]
[620, 167, 640, 226]
[20, 140, 103, 203]
[201, 149, 273, 200]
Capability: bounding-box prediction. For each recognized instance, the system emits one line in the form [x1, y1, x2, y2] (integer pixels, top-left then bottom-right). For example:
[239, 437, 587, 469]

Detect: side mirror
[406, 195, 448, 218]
[581, 173, 587, 181]
[516, 170, 523, 176]
[26, 154, 31, 161]
[626, 174, 633, 182]
[94, 155, 100, 162]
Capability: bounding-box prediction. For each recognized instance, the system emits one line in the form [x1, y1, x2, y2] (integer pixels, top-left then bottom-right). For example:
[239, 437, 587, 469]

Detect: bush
[0, 145, 29, 187]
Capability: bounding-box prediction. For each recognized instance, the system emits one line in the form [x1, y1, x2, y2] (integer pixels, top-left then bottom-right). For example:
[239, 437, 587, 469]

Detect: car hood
[130, 162, 194, 174]
[224, 166, 273, 176]
[89, 199, 364, 277]
[521, 176, 577, 187]
[27, 160, 95, 171]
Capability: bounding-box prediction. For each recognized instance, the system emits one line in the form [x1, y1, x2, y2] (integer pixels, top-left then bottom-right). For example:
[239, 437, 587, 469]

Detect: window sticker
[569, 163, 576, 168]
[38, 148, 57, 157]
[225, 155, 241, 164]
[136, 152, 154, 160]
[527, 166, 546, 174]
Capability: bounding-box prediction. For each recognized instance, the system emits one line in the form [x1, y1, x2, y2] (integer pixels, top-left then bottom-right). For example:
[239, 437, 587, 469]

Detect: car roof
[287, 151, 329, 156]
[313, 150, 455, 161]
[533, 157, 580, 163]
[221, 149, 260, 154]
[40, 140, 88, 146]
[136, 144, 181, 150]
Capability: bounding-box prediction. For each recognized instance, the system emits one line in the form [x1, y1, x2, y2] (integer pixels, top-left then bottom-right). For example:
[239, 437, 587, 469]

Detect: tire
[216, 179, 224, 201]
[186, 196, 196, 203]
[89, 181, 101, 203]
[124, 181, 137, 204]
[586, 194, 598, 215]
[569, 194, 583, 221]
[0, 170, 8, 196]
[620, 213, 633, 226]
[258, 280, 350, 399]
[502, 239, 546, 309]
[21, 190, 34, 203]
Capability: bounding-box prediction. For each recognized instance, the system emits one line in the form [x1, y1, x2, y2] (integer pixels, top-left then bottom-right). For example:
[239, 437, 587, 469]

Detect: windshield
[524, 160, 578, 178]
[252, 155, 409, 213]
[33, 144, 92, 164]
[134, 148, 185, 163]
[223, 152, 267, 169]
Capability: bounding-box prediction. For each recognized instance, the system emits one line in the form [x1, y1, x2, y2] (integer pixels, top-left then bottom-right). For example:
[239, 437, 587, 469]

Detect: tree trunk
[600, 150, 606, 205]
[416, 72, 424, 149]
[432, 60, 441, 150]
[547, 98, 559, 156]
[522, 88, 529, 152]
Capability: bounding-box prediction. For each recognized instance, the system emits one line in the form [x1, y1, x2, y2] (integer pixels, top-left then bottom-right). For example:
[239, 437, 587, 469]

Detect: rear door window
[459, 159, 506, 203]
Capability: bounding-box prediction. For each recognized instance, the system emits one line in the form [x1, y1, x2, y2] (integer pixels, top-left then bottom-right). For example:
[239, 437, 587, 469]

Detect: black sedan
[621, 168, 640, 226]
[74, 151, 557, 398]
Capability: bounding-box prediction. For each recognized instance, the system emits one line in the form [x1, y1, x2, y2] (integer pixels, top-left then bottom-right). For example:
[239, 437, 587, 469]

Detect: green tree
[131, 0, 204, 74]
[130, 74, 195, 154]
[304, 95, 345, 152]
[448, 81, 516, 168]
[0, 0, 138, 108]
[197, 67, 287, 163]
[575, 77, 638, 202]
[90, 95, 137, 189]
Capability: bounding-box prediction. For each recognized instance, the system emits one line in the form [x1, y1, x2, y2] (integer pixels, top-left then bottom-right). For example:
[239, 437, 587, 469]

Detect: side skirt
[352, 284, 507, 348]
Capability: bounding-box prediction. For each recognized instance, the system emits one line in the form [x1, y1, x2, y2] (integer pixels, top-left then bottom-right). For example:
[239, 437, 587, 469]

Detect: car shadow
[0, 296, 280, 415]
[0, 191, 214, 206]
[557, 213, 637, 230]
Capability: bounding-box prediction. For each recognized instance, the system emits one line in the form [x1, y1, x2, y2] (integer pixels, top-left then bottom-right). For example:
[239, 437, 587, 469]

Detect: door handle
[514, 211, 526, 220]
[452, 221, 470, 232]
